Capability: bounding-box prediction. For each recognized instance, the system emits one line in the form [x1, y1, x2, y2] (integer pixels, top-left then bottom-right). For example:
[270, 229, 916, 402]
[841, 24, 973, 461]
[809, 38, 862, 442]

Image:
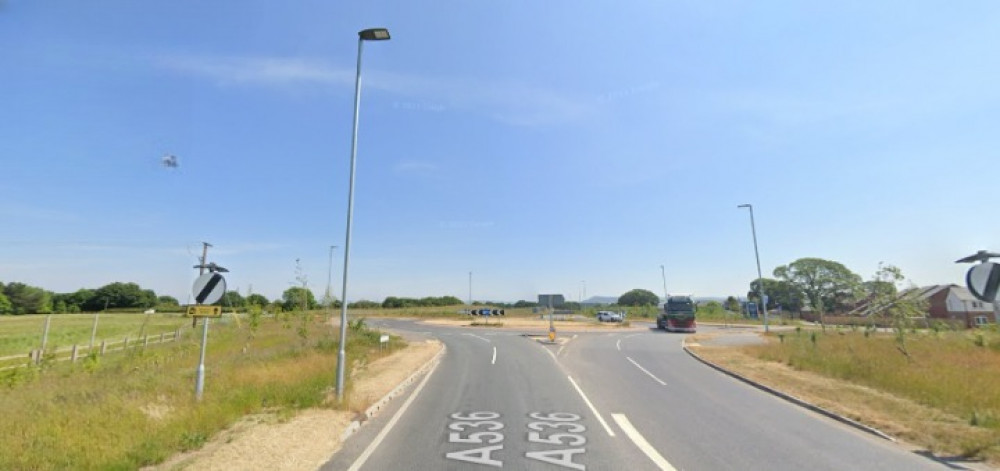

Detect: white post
[195, 318, 209, 400]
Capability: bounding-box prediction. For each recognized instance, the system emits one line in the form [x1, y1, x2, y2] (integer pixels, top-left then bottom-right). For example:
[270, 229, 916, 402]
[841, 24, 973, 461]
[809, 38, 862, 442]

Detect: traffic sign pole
[195, 318, 209, 401]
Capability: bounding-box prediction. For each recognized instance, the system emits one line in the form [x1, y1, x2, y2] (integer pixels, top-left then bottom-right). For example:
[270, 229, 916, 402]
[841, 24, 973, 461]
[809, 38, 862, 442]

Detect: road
[322, 319, 965, 471]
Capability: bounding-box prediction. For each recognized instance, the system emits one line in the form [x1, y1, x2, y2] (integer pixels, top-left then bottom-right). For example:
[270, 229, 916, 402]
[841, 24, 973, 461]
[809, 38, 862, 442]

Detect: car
[596, 311, 625, 322]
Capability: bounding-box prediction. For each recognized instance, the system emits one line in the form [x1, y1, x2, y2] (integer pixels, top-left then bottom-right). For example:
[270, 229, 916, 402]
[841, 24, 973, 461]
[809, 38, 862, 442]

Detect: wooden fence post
[159, 332, 165, 344]
[71, 345, 79, 362]
[123, 336, 129, 351]
[100, 341, 107, 355]
[143, 335, 149, 350]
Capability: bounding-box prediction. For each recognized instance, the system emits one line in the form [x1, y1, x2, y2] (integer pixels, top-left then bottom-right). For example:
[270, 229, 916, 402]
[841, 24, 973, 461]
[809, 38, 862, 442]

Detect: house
[912, 284, 997, 328]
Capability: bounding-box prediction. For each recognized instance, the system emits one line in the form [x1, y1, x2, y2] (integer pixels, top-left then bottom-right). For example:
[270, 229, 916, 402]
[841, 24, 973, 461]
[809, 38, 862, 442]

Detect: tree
[866, 263, 927, 359]
[773, 258, 862, 313]
[0, 292, 12, 314]
[282, 287, 317, 311]
[217, 290, 245, 308]
[349, 300, 381, 309]
[724, 296, 740, 312]
[618, 289, 660, 307]
[246, 294, 270, 307]
[748, 278, 805, 312]
[3, 282, 52, 315]
[89, 282, 157, 310]
[157, 296, 180, 306]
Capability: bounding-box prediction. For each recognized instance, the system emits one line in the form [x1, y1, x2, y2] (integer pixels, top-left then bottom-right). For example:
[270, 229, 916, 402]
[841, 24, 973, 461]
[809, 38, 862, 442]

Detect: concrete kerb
[681, 337, 896, 442]
[340, 343, 447, 443]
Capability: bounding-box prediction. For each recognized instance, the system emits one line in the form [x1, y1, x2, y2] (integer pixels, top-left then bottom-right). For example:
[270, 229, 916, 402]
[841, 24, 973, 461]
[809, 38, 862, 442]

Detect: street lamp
[336, 27, 391, 402]
[660, 264, 668, 304]
[738, 204, 768, 333]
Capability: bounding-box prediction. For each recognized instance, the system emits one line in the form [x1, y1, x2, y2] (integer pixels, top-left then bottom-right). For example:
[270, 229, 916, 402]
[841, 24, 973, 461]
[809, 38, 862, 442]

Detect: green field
[0, 311, 401, 470]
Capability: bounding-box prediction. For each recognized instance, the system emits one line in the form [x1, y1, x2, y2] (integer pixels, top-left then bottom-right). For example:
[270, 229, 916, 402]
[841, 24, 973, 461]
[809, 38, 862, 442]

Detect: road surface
[322, 319, 967, 470]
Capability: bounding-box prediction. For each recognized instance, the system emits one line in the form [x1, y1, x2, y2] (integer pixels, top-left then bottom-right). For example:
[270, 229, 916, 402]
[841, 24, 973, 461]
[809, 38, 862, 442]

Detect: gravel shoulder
[149, 339, 443, 471]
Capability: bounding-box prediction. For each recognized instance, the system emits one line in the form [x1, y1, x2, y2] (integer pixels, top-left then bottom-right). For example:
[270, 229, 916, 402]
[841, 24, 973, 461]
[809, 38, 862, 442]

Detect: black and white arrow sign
[192, 272, 227, 305]
[966, 262, 1000, 303]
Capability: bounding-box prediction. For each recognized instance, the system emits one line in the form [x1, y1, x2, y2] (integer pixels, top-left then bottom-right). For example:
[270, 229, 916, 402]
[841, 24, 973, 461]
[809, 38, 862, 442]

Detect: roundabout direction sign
[966, 262, 1000, 303]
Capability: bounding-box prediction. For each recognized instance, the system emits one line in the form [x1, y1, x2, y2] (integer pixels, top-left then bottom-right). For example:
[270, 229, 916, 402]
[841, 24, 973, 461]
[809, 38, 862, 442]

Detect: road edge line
[681, 339, 896, 442]
[341, 342, 446, 442]
[611, 414, 677, 471]
[347, 345, 445, 471]
[567, 376, 615, 437]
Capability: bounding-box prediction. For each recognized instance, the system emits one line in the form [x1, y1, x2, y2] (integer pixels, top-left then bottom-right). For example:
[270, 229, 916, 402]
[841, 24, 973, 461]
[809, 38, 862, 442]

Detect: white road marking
[557, 345, 565, 357]
[567, 376, 615, 437]
[491, 346, 497, 365]
[616, 339, 621, 351]
[626, 357, 667, 386]
[463, 333, 492, 343]
[612, 414, 677, 471]
[347, 355, 442, 471]
[541, 345, 558, 362]
[624, 333, 640, 339]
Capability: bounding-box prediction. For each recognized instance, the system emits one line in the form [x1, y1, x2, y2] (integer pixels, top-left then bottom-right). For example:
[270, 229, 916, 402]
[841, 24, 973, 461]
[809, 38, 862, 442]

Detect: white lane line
[556, 345, 565, 356]
[612, 414, 677, 471]
[626, 357, 667, 386]
[567, 376, 615, 437]
[616, 339, 621, 351]
[348, 355, 442, 471]
[463, 333, 491, 343]
[491, 346, 497, 365]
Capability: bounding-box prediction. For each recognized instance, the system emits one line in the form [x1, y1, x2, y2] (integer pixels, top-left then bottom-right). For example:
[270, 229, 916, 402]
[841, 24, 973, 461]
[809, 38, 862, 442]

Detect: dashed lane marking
[626, 357, 667, 386]
[567, 376, 615, 437]
[612, 414, 677, 471]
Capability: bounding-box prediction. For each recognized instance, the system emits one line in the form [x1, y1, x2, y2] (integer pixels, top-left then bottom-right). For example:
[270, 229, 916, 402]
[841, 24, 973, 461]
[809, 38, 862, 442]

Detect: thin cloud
[156, 54, 595, 126]
[393, 160, 437, 175]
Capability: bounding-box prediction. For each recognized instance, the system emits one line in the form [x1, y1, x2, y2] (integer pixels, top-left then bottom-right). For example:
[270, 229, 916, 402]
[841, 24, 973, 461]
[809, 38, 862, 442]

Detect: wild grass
[0, 312, 397, 470]
[0, 313, 187, 357]
[745, 326, 1000, 459]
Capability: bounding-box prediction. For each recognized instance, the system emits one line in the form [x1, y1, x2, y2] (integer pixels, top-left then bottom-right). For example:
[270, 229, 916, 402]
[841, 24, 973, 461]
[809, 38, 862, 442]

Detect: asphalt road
[322, 319, 969, 471]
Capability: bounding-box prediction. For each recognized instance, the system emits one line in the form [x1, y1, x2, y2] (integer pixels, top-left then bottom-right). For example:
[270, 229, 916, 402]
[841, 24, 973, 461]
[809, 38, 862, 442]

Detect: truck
[657, 295, 696, 332]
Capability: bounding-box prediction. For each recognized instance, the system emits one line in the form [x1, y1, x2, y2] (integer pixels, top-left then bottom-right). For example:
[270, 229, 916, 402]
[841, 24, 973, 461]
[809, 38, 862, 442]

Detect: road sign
[966, 262, 1000, 303]
[379, 334, 389, 343]
[192, 272, 227, 305]
[479, 309, 491, 316]
[187, 305, 222, 318]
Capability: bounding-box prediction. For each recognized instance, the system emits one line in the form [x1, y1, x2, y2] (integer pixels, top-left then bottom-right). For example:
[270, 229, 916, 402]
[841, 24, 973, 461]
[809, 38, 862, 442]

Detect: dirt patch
[150, 339, 442, 471]
[690, 344, 999, 467]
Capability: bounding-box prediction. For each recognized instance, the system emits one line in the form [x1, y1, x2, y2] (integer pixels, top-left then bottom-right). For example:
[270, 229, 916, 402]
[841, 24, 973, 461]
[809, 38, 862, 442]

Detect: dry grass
[0, 314, 397, 470]
[691, 327, 1000, 464]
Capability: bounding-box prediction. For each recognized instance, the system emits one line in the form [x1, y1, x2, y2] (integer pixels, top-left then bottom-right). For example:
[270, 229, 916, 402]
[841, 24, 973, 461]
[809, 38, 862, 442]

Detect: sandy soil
[150, 339, 442, 471]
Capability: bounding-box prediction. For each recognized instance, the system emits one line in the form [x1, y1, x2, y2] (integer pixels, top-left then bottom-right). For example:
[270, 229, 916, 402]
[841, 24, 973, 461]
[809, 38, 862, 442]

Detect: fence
[0, 328, 184, 371]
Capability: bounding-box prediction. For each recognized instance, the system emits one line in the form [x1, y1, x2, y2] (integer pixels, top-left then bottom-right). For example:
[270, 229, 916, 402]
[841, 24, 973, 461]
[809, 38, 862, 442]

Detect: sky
[2, 1, 999, 304]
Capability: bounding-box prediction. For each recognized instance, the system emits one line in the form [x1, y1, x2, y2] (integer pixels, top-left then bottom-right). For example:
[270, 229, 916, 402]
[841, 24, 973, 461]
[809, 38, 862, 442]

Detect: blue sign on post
[747, 302, 758, 318]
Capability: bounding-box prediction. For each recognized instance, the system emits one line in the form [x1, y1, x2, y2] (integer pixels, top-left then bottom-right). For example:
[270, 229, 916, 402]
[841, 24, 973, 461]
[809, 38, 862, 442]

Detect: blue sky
[2, 1, 999, 304]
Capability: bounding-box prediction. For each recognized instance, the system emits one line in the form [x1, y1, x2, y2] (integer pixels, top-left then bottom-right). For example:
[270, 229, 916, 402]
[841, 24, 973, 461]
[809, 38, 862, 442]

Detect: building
[912, 284, 997, 328]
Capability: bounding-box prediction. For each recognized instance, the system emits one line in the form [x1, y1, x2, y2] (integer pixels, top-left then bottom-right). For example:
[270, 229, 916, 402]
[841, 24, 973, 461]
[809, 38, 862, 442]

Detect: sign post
[190, 269, 227, 401]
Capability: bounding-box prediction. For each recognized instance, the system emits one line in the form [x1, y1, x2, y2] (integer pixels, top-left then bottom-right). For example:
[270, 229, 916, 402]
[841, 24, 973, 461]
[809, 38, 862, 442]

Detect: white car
[596, 311, 624, 322]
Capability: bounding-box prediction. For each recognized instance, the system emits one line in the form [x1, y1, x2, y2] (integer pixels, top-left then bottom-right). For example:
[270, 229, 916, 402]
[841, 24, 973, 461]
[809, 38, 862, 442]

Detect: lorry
[657, 295, 696, 332]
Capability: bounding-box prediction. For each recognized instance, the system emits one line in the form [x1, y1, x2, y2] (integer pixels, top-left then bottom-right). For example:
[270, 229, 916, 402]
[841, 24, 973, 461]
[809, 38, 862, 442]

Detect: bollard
[71, 345, 79, 363]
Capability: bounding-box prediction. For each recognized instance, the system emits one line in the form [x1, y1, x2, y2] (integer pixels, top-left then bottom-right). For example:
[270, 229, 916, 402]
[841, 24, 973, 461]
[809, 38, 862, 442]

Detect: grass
[0, 313, 188, 358]
[0, 312, 399, 470]
[741, 325, 1000, 461]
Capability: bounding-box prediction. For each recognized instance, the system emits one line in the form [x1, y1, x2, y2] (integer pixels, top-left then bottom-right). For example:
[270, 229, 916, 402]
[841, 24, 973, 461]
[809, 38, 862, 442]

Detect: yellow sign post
[186, 305, 222, 318]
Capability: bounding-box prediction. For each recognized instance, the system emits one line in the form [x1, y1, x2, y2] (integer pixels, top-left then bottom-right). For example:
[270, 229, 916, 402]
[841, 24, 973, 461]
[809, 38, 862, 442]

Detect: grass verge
[691, 326, 1000, 464]
[0, 314, 398, 470]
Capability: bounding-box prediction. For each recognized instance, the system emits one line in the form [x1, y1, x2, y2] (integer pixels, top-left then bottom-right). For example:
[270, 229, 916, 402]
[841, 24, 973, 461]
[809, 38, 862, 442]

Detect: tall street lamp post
[738, 204, 768, 333]
[336, 27, 390, 402]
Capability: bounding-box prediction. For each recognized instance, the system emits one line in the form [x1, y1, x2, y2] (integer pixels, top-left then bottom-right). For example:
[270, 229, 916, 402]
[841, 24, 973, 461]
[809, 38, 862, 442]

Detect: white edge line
[491, 346, 497, 365]
[542, 345, 558, 362]
[612, 414, 676, 471]
[567, 376, 615, 437]
[626, 356, 667, 386]
[348, 352, 443, 471]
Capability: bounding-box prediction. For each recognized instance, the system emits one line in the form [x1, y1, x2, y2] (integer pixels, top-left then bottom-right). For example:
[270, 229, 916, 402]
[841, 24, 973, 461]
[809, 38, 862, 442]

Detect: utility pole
[199, 242, 212, 275]
[660, 264, 668, 304]
[469, 271, 473, 306]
